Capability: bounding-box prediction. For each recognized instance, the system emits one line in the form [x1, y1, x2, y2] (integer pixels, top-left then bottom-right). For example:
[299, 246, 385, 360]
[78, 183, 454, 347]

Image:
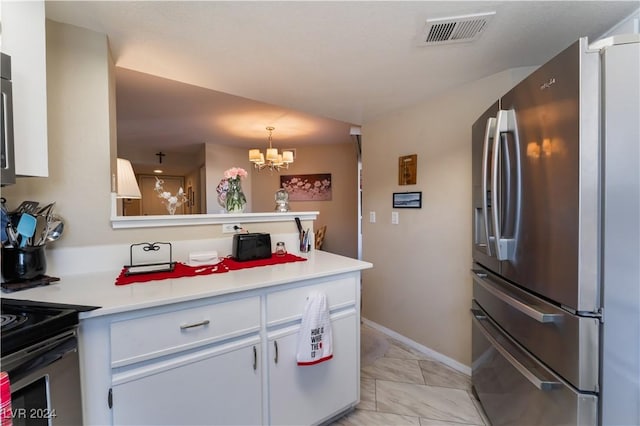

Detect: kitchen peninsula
[5, 250, 372, 425]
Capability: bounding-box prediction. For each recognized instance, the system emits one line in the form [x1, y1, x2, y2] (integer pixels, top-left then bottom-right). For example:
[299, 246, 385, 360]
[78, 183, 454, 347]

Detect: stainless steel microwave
[1, 52, 16, 186]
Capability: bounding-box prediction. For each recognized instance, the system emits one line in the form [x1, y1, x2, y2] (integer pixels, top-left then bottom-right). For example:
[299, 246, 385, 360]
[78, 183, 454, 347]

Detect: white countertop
[1, 251, 372, 319]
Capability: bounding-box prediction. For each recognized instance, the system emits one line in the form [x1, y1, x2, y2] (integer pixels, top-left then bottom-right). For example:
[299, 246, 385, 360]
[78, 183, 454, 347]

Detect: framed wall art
[280, 173, 332, 201]
[398, 154, 417, 185]
[392, 191, 422, 208]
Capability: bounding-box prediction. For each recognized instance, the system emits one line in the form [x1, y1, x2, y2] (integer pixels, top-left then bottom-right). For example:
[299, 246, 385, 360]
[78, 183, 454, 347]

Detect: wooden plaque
[398, 154, 417, 185]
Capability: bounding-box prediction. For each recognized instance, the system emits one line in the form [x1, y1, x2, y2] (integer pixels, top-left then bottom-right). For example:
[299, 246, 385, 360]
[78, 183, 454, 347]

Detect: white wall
[600, 7, 639, 37]
[361, 66, 536, 366]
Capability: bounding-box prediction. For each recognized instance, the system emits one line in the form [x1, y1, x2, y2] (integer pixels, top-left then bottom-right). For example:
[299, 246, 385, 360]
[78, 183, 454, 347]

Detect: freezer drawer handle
[471, 312, 562, 391]
[472, 271, 562, 323]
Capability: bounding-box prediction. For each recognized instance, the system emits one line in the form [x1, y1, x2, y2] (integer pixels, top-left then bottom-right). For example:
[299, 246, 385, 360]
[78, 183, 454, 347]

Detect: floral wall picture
[280, 173, 332, 201]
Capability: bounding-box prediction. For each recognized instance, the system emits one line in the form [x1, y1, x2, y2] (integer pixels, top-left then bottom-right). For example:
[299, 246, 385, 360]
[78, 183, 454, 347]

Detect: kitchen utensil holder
[1, 245, 47, 281]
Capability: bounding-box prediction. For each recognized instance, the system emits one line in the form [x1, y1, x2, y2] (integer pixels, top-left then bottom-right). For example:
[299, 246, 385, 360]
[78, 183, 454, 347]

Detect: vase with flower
[154, 177, 188, 215]
[220, 167, 248, 213]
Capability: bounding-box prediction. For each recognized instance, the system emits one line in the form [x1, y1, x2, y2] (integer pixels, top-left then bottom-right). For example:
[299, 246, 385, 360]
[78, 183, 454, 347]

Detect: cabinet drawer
[472, 269, 599, 392]
[471, 303, 597, 425]
[111, 296, 260, 367]
[266, 276, 357, 326]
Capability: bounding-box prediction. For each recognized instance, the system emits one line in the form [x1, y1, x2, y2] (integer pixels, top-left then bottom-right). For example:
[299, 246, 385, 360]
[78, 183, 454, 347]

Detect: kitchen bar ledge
[2, 250, 372, 318]
[111, 192, 319, 229]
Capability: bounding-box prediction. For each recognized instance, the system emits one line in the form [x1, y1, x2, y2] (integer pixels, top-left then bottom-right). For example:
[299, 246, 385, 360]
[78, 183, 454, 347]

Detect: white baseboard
[361, 317, 472, 376]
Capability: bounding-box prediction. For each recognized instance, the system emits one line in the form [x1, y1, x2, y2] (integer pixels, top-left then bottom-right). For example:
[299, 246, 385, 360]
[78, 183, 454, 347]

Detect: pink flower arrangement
[223, 167, 248, 180]
[216, 179, 229, 208]
[217, 167, 248, 211]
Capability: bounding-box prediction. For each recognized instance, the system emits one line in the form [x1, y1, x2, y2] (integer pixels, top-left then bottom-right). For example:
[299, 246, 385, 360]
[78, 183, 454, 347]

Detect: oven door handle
[24, 329, 77, 356]
[2, 329, 78, 376]
[471, 310, 562, 391]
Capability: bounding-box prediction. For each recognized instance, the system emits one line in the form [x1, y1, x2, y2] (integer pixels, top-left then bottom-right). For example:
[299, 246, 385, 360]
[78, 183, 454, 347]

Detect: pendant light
[249, 127, 294, 172]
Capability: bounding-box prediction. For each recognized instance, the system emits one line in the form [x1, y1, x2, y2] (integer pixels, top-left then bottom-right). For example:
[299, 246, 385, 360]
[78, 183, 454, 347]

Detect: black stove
[0, 298, 98, 357]
[1, 312, 29, 330]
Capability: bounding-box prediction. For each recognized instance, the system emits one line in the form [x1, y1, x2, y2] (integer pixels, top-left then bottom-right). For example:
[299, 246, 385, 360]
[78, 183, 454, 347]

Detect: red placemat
[115, 253, 307, 286]
[223, 252, 307, 270]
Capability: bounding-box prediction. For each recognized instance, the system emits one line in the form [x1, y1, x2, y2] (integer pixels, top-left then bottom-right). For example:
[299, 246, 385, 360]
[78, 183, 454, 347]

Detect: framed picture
[393, 191, 422, 208]
[398, 154, 417, 185]
[280, 173, 332, 201]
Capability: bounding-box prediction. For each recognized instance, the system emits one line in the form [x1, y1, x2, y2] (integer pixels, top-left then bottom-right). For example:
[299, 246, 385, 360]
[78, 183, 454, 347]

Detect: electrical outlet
[369, 211, 376, 223]
[222, 223, 242, 233]
[391, 211, 399, 225]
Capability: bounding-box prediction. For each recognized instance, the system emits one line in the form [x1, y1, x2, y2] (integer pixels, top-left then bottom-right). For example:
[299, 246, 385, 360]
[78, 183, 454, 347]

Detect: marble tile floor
[332, 324, 490, 426]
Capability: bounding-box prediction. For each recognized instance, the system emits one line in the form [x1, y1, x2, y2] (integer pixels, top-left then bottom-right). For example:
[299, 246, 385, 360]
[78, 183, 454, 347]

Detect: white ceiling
[45, 0, 638, 171]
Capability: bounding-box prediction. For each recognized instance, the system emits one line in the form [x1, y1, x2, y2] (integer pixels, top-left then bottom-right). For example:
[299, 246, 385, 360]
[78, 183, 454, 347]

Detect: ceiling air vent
[417, 12, 495, 46]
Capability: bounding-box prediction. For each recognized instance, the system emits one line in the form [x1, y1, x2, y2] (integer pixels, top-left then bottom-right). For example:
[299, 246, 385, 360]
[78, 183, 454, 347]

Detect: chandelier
[249, 126, 294, 171]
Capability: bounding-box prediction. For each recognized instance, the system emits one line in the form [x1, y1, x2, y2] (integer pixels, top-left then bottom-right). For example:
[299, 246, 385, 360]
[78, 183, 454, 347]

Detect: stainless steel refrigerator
[470, 35, 639, 426]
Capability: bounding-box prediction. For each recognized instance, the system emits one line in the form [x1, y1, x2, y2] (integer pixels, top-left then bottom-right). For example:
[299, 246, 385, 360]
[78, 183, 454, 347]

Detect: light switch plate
[369, 211, 376, 223]
[391, 211, 399, 225]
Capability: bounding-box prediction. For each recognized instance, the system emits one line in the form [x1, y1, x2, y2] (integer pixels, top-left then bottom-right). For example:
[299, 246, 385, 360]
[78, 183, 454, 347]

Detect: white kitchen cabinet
[109, 295, 261, 368]
[78, 270, 362, 425]
[111, 338, 262, 425]
[267, 311, 359, 425]
[0, 0, 49, 177]
[266, 275, 360, 425]
[107, 296, 262, 425]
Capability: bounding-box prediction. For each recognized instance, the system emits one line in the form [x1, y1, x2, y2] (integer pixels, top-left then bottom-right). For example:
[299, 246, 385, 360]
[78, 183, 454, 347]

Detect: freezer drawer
[472, 267, 599, 392]
[471, 302, 597, 426]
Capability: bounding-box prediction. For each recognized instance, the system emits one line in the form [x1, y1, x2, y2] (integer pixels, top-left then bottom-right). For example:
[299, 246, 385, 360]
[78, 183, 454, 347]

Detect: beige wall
[1, 21, 313, 260]
[2, 19, 535, 367]
[251, 143, 359, 258]
[2, 20, 114, 247]
[361, 66, 536, 366]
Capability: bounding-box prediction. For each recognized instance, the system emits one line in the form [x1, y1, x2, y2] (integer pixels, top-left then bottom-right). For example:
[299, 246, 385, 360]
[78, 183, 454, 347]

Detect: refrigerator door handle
[491, 109, 517, 261]
[471, 270, 563, 323]
[491, 110, 505, 259]
[471, 311, 562, 391]
[481, 117, 496, 256]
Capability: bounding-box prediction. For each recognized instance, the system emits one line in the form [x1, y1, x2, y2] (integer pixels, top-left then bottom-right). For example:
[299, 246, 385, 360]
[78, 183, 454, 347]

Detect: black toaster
[232, 233, 272, 261]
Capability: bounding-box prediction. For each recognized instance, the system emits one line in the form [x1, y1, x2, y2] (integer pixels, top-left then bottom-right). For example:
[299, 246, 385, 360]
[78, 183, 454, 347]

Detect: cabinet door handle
[274, 340, 279, 364]
[179, 319, 210, 330]
[253, 346, 257, 370]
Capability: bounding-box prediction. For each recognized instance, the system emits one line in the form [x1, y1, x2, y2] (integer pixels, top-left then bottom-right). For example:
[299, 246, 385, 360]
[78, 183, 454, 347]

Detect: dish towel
[1, 372, 11, 426]
[296, 292, 333, 366]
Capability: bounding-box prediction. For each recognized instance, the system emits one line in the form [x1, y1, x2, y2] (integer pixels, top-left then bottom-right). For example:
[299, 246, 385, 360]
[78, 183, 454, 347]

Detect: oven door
[2, 329, 83, 426]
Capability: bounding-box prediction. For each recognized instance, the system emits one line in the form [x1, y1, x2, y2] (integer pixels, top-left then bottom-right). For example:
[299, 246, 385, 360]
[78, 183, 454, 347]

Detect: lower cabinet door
[112, 338, 262, 425]
[268, 310, 359, 425]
